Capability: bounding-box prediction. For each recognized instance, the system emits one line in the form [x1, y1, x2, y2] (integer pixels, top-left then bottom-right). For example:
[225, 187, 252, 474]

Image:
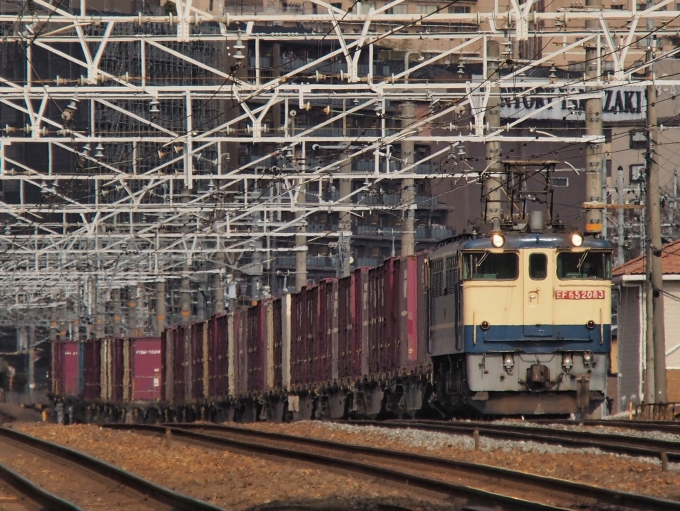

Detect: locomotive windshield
[556, 251, 612, 279]
[463, 252, 519, 280]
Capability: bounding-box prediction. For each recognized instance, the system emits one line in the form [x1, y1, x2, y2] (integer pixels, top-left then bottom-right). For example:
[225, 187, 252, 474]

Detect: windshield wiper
[576, 250, 589, 270]
[475, 251, 490, 269]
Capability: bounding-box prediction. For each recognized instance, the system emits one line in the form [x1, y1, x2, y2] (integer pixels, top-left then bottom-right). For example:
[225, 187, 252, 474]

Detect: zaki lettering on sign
[498, 86, 645, 122]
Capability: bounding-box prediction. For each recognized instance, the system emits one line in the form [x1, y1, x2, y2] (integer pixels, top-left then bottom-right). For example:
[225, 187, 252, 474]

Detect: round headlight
[481, 321, 490, 330]
[571, 233, 583, 247]
[491, 233, 505, 248]
[586, 320, 595, 329]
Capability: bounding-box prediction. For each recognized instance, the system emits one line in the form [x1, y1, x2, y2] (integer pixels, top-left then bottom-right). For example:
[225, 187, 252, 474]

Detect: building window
[568, 61, 585, 72]
[449, 5, 471, 12]
[629, 130, 647, 149]
[611, 4, 624, 8]
[417, 5, 438, 15]
[629, 164, 645, 183]
[551, 177, 569, 187]
[386, 4, 407, 14]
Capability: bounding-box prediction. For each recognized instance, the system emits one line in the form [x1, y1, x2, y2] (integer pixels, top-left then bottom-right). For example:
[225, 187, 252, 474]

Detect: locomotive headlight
[586, 320, 595, 329]
[503, 353, 514, 373]
[480, 321, 490, 330]
[491, 233, 505, 248]
[583, 351, 593, 366]
[571, 233, 584, 247]
[562, 353, 573, 373]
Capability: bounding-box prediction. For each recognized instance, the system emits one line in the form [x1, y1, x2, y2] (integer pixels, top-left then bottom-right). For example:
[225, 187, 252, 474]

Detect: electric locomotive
[428, 213, 612, 416]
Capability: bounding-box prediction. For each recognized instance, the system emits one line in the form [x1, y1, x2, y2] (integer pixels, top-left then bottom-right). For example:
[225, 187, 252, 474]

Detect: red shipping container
[52, 341, 81, 396]
[132, 338, 161, 400]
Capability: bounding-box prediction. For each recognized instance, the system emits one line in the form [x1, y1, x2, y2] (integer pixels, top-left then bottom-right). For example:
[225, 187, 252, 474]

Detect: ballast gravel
[239, 421, 680, 501]
[494, 418, 680, 443]
[8, 423, 446, 511]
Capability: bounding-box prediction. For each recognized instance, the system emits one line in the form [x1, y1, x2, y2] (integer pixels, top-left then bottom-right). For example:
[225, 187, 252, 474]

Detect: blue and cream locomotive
[428, 215, 612, 416]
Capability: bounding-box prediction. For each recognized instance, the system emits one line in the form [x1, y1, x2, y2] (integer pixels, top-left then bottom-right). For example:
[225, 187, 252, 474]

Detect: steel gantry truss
[1, 0, 680, 330]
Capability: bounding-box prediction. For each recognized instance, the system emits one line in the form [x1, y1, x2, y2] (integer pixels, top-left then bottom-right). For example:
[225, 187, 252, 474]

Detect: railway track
[0, 426, 224, 511]
[544, 419, 680, 435]
[106, 423, 679, 511]
[0, 459, 84, 511]
[348, 419, 680, 462]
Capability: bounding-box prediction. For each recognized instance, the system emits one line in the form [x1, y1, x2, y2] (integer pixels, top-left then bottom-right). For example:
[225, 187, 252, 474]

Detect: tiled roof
[612, 238, 680, 276]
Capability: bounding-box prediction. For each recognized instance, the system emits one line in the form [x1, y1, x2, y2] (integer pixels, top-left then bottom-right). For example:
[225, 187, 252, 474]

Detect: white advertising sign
[497, 85, 646, 122]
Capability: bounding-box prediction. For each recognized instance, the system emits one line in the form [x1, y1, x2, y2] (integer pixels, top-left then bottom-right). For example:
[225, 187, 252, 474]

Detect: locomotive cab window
[557, 251, 612, 279]
[463, 252, 519, 280]
[529, 253, 548, 280]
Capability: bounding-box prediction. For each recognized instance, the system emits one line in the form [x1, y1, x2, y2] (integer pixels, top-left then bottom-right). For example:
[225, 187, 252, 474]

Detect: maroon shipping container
[132, 338, 161, 400]
[83, 340, 102, 400]
[52, 341, 81, 396]
[354, 267, 370, 377]
[190, 323, 205, 400]
[246, 303, 265, 392]
[101, 339, 126, 402]
[272, 299, 283, 389]
[318, 280, 334, 383]
[291, 286, 323, 385]
[173, 326, 187, 402]
[233, 310, 247, 395]
[367, 258, 401, 375]
[208, 314, 229, 397]
[337, 274, 358, 379]
[415, 253, 430, 369]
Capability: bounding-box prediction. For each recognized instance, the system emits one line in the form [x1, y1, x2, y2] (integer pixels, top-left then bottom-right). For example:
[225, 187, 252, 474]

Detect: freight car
[157, 253, 430, 422]
[51, 337, 162, 422]
[51, 224, 612, 421]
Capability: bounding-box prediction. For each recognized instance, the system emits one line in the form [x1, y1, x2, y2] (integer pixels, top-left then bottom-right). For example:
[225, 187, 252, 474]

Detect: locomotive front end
[429, 232, 612, 417]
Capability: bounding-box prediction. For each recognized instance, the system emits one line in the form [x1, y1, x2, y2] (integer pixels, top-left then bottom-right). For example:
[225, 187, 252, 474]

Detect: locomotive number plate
[555, 290, 605, 299]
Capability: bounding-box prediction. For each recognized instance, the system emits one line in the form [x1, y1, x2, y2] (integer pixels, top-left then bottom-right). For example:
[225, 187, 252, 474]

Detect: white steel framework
[1, 0, 680, 330]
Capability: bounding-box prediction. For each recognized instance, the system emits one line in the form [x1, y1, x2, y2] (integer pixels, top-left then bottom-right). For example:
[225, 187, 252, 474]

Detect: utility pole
[112, 288, 121, 337]
[95, 288, 105, 339]
[400, 101, 415, 257]
[213, 256, 225, 315]
[156, 280, 166, 336]
[484, 40, 502, 221]
[180, 186, 192, 323]
[617, 166, 626, 265]
[584, 0, 604, 235]
[338, 156, 352, 278]
[293, 114, 307, 291]
[49, 306, 58, 342]
[646, 47, 667, 403]
[128, 285, 138, 337]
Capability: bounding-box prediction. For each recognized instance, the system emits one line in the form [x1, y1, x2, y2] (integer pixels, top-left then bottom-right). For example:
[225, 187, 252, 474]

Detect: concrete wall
[617, 283, 642, 409]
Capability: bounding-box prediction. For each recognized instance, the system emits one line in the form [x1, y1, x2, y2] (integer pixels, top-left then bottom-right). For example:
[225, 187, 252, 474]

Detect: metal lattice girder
[0, 0, 678, 317]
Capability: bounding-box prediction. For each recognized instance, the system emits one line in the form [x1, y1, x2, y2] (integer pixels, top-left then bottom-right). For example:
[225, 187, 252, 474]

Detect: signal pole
[584, 0, 604, 235]
[484, 40, 502, 221]
[646, 48, 667, 403]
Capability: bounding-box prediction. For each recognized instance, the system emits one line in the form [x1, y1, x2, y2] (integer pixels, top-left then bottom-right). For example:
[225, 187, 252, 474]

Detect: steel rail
[347, 419, 680, 462]
[539, 419, 680, 434]
[0, 460, 84, 511]
[0, 427, 225, 511]
[105, 423, 679, 511]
